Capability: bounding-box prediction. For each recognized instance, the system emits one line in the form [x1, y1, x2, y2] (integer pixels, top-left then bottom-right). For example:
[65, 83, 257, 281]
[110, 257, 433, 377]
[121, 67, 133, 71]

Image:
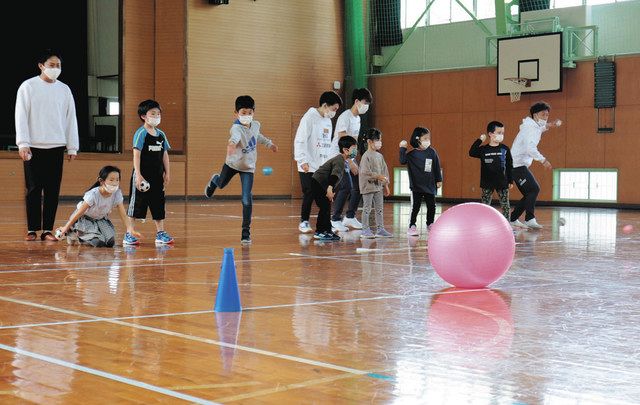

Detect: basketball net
[504, 78, 531, 103]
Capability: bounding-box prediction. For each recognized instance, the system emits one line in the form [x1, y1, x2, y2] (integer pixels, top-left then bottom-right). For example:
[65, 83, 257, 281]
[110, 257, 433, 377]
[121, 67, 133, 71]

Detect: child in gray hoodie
[204, 95, 278, 244]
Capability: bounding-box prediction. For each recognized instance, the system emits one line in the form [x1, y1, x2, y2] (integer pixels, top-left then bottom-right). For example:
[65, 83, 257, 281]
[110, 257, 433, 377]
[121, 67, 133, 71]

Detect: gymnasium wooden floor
[0, 199, 638, 404]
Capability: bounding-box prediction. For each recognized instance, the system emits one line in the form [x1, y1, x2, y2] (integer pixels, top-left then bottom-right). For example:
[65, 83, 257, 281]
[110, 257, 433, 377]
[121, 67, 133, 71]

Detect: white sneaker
[298, 221, 313, 233]
[524, 218, 543, 229]
[331, 220, 349, 232]
[342, 217, 363, 229]
[510, 220, 528, 229]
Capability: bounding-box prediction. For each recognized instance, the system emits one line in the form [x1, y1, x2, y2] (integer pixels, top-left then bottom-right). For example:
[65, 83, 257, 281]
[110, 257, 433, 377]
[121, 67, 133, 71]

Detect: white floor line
[0, 295, 370, 376]
[0, 255, 310, 275]
[0, 343, 218, 405]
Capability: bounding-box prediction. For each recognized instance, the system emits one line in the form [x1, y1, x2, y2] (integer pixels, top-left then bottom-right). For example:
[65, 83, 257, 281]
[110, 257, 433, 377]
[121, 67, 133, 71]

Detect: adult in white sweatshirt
[293, 91, 342, 234]
[15, 50, 79, 241]
[509, 101, 561, 229]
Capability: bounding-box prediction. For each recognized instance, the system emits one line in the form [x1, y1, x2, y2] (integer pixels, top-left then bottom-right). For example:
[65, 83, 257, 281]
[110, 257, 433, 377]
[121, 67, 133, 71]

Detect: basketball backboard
[497, 32, 562, 96]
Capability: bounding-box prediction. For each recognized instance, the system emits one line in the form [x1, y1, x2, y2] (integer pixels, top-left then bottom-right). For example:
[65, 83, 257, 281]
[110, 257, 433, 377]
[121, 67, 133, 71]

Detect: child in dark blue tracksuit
[399, 127, 442, 237]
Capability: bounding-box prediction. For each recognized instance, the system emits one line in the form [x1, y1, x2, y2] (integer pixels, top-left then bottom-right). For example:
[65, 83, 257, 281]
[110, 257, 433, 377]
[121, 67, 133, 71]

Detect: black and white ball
[138, 180, 151, 192]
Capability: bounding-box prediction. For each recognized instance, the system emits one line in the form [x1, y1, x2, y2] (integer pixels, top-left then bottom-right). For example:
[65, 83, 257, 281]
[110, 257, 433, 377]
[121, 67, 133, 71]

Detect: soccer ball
[138, 180, 151, 192]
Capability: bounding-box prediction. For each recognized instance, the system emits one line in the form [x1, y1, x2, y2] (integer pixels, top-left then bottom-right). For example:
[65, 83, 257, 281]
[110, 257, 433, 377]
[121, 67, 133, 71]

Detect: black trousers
[299, 172, 315, 222]
[332, 171, 361, 221]
[23, 147, 65, 232]
[510, 166, 540, 222]
[410, 191, 436, 227]
[311, 178, 332, 233]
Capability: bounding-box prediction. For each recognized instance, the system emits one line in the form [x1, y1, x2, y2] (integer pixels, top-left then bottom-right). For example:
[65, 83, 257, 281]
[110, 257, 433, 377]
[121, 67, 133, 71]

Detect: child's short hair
[88, 165, 121, 191]
[235, 95, 255, 111]
[138, 99, 161, 121]
[319, 91, 343, 108]
[338, 135, 357, 153]
[410, 127, 430, 148]
[352, 88, 373, 104]
[365, 128, 382, 141]
[530, 101, 550, 117]
[487, 121, 504, 134]
[37, 49, 62, 64]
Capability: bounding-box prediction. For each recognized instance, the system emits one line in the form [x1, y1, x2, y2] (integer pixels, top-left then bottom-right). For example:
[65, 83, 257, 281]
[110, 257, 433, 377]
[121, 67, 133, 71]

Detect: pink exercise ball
[428, 203, 515, 288]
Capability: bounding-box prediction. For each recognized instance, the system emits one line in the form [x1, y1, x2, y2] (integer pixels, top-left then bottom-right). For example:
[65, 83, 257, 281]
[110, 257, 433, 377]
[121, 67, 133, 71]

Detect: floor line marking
[0, 281, 580, 330]
[213, 372, 364, 403]
[0, 343, 218, 405]
[0, 295, 370, 376]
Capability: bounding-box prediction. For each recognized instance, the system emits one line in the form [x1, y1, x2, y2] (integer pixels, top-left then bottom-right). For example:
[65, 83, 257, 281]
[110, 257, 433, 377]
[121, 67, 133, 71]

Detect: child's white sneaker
[510, 219, 528, 229]
[407, 225, 419, 237]
[298, 221, 313, 233]
[342, 217, 363, 229]
[524, 218, 543, 229]
[331, 220, 349, 232]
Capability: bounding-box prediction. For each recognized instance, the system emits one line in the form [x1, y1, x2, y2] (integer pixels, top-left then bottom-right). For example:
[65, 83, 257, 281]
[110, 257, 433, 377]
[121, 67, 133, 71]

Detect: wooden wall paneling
[372, 75, 404, 117]
[122, 0, 155, 152]
[462, 68, 496, 113]
[616, 56, 640, 106]
[0, 159, 24, 202]
[186, 0, 343, 196]
[155, 0, 186, 152]
[604, 105, 640, 203]
[430, 113, 463, 197]
[564, 107, 602, 168]
[565, 61, 594, 108]
[431, 71, 464, 114]
[402, 73, 432, 115]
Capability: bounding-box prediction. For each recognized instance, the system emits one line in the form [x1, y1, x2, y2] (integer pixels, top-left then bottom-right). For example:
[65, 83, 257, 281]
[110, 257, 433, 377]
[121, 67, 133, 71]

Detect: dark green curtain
[371, 0, 403, 47]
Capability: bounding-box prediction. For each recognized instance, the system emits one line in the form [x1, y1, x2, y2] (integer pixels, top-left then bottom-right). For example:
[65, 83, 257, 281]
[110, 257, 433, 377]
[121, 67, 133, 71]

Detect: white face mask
[357, 103, 369, 115]
[492, 134, 504, 143]
[373, 140, 382, 150]
[421, 140, 430, 149]
[147, 116, 161, 127]
[104, 184, 119, 194]
[238, 115, 253, 125]
[325, 110, 336, 119]
[43, 67, 61, 81]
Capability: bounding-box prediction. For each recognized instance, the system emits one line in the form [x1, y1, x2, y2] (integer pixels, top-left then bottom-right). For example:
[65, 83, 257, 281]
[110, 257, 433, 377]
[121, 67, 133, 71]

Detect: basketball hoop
[504, 77, 531, 102]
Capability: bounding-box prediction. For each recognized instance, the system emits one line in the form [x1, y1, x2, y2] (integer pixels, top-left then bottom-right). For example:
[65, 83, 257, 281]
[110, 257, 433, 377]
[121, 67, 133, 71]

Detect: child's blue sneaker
[155, 231, 174, 245]
[123, 232, 140, 245]
[360, 229, 375, 239]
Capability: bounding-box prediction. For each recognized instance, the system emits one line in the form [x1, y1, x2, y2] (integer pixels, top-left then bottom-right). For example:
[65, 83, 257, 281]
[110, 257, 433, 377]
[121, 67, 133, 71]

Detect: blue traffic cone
[214, 248, 242, 312]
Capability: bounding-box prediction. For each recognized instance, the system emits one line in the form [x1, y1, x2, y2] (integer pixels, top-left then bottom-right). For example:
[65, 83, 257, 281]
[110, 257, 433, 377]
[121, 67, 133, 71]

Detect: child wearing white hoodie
[509, 101, 562, 229]
[294, 91, 343, 234]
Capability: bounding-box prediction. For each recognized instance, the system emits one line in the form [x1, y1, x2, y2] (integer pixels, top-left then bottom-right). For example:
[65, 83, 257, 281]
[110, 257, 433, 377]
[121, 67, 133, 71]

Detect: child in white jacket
[509, 101, 562, 229]
[294, 91, 342, 234]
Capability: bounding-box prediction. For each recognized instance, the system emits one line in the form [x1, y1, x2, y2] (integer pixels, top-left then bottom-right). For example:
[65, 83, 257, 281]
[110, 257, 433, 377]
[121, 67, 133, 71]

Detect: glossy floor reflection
[0, 200, 638, 404]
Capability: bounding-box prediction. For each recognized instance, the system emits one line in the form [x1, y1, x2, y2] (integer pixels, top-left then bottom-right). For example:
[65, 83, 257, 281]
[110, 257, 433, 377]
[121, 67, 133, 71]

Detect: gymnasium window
[400, 0, 623, 29]
[393, 167, 443, 197]
[552, 169, 617, 202]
